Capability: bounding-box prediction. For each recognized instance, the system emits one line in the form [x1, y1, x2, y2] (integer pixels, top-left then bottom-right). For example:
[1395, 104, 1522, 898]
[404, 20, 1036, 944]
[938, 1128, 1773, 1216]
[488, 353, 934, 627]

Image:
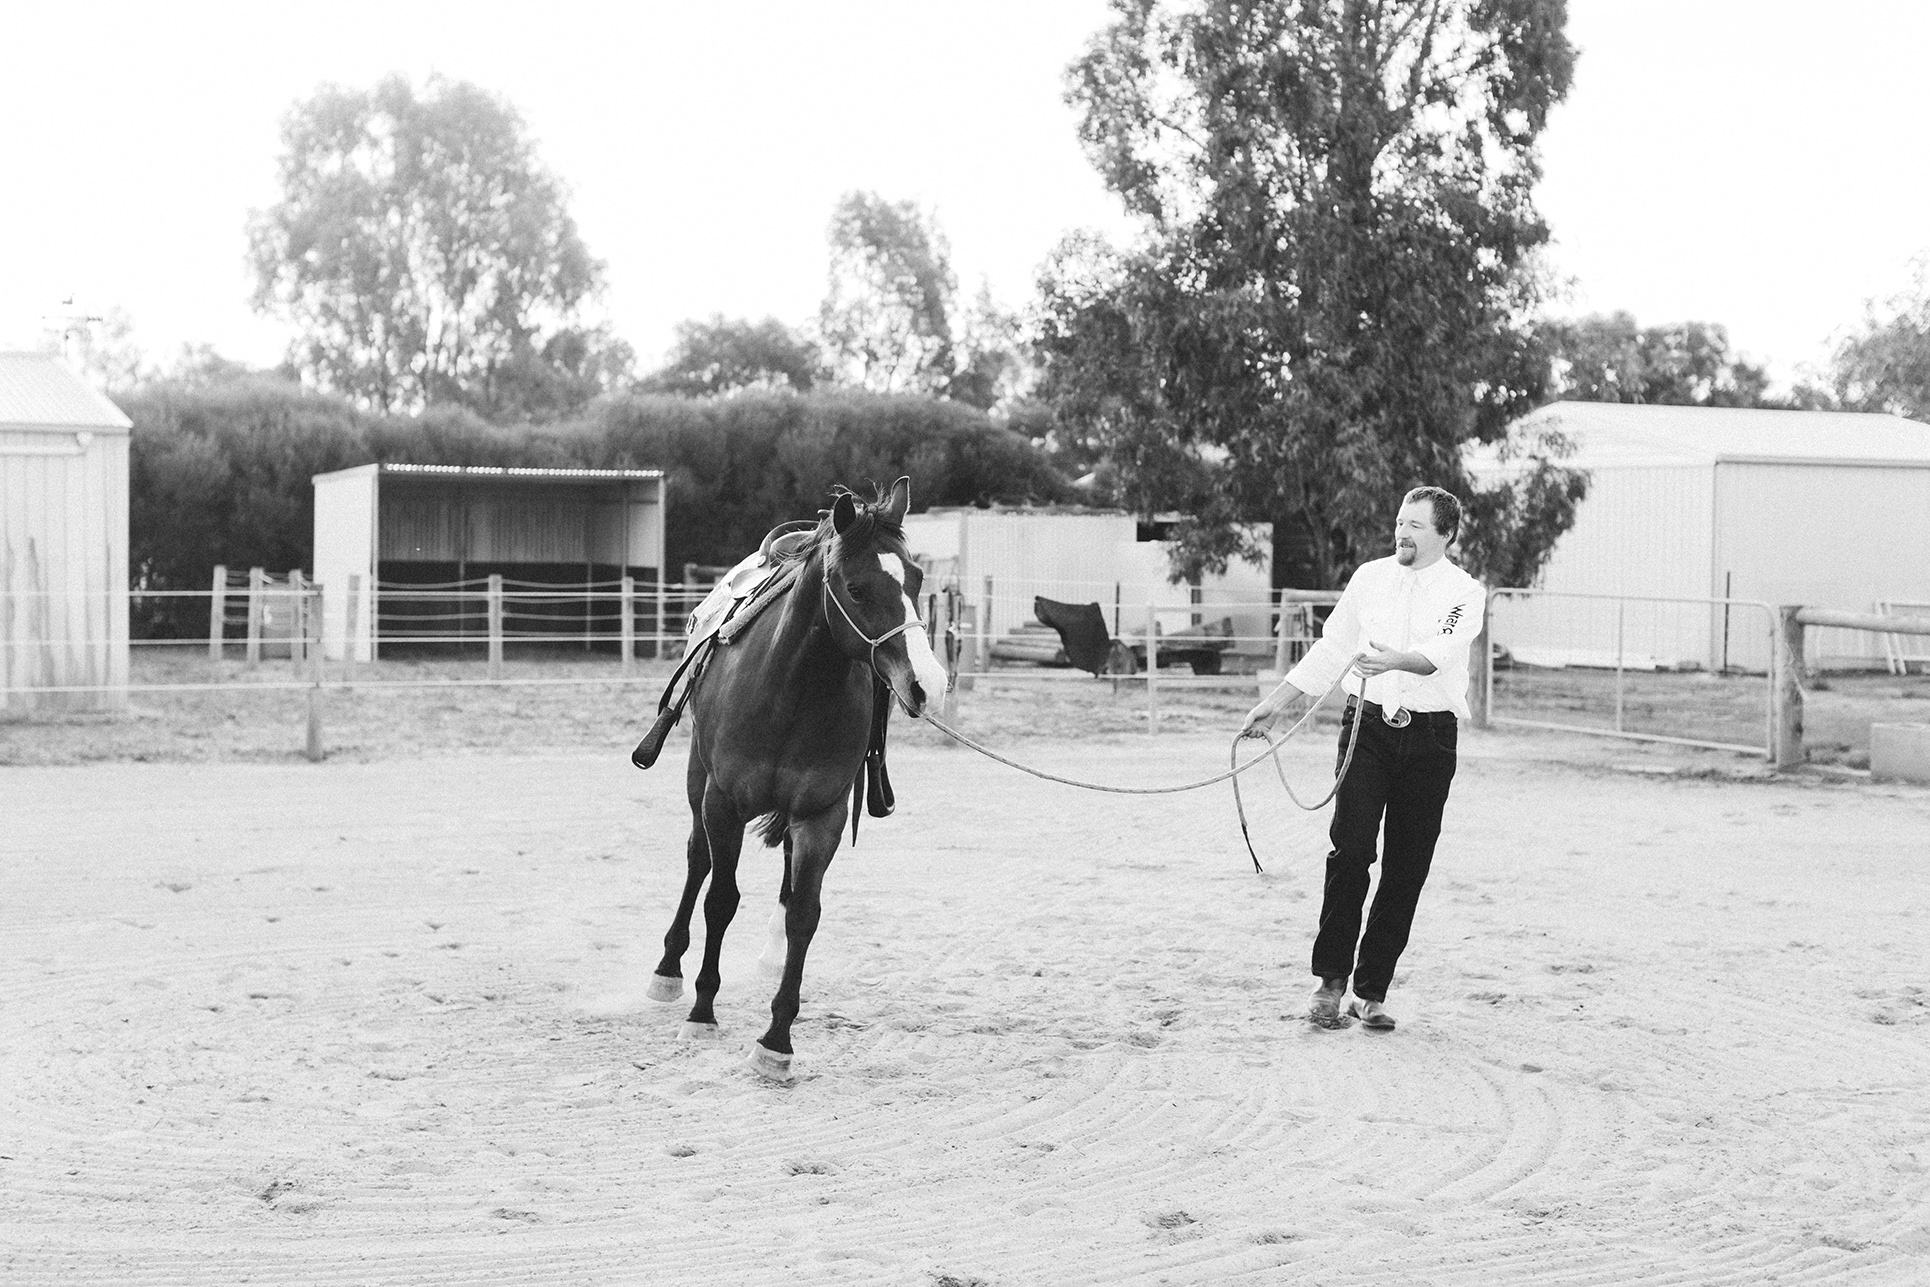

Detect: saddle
[629, 521, 897, 843]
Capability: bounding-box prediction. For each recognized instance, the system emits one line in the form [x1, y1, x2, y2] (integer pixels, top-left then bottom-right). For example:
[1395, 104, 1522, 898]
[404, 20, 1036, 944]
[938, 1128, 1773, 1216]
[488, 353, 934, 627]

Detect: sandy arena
[3, 720, 1928, 1285]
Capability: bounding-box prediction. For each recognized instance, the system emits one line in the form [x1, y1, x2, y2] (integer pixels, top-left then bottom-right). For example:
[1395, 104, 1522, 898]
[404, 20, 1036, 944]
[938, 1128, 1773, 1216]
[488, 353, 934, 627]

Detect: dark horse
[644, 478, 950, 1080]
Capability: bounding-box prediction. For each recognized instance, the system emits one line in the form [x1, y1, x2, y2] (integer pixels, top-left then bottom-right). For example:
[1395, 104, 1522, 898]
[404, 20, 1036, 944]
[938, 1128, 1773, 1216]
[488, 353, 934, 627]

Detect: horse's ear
[883, 476, 910, 524]
[831, 492, 858, 535]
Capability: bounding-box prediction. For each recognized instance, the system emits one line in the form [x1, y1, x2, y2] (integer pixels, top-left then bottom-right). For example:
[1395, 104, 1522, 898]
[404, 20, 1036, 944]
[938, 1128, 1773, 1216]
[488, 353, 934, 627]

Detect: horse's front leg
[683, 780, 746, 1038]
[750, 803, 845, 1081]
[647, 753, 713, 1002]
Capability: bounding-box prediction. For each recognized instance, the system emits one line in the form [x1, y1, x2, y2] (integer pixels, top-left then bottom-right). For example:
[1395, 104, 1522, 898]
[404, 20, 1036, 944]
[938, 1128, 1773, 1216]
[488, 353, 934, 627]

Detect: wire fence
[7, 573, 1925, 767]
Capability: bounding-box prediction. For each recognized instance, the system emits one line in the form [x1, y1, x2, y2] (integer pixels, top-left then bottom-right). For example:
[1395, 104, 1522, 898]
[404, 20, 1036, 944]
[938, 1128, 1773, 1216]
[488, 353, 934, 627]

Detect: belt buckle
[1382, 705, 1412, 728]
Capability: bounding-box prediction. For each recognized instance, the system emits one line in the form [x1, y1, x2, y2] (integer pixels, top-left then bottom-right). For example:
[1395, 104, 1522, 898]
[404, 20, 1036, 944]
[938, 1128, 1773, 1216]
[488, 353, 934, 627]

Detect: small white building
[1477, 402, 1930, 671]
[0, 353, 132, 711]
[901, 506, 1274, 660]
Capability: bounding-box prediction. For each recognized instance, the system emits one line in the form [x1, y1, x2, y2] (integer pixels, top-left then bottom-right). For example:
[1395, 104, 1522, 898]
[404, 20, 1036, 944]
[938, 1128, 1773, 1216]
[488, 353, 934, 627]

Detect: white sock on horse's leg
[679, 1020, 722, 1040]
[756, 905, 788, 976]
[645, 973, 684, 1003]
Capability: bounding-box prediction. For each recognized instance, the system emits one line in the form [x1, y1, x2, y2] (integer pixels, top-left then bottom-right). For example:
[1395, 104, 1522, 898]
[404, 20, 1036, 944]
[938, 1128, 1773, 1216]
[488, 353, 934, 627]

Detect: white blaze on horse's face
[876, 553, 951, 701]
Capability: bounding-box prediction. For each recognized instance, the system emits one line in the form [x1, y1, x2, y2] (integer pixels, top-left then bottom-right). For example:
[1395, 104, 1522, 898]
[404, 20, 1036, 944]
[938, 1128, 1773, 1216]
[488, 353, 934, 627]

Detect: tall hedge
[122, 379, 1073, 602]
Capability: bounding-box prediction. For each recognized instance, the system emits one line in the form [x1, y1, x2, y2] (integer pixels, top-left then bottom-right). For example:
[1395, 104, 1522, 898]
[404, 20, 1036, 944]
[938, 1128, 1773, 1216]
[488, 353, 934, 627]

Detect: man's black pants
[1311, 698, 1458, 1003]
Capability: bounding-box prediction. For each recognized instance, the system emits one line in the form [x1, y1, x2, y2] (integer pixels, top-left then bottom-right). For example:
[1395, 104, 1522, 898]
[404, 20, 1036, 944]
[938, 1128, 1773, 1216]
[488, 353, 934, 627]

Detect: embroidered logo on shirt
[1438, 604, 1464, 634]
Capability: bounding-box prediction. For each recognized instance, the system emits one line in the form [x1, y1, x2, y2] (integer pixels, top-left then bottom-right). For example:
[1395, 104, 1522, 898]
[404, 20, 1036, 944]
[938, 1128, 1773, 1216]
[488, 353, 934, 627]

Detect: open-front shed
[0, 352, 131, 711]
[311, 464, 667, 661]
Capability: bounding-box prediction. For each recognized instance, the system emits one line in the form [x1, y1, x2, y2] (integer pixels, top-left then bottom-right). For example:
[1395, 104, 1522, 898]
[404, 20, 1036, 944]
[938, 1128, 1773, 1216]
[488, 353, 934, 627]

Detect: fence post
[620, 575, 635, 676]
[305, 585, 324, 762]
[209, 564, 227, 661]
[344, 573, 362, 678]
[1773, 605, 1805, 769]
[654, 571, 667, 661]
[1273, 591, 1292, 676]
[979, 576, 993, 677]
[1614, 597, 1626, 733]
[246, 567, 265, 667]
[1145, 601, 1159, 736]
[488, 574, 504, 680]
[1469, 592, 1493, 729]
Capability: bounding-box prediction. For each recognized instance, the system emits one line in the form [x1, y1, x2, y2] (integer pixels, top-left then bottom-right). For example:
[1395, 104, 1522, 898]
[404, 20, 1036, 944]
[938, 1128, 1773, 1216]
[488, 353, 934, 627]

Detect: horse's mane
[773, 484, 906, 568]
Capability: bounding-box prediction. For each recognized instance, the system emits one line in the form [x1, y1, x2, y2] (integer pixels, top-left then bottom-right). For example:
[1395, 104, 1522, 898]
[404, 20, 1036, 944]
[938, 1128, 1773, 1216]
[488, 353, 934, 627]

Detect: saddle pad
[1034, 596, 1116, 675]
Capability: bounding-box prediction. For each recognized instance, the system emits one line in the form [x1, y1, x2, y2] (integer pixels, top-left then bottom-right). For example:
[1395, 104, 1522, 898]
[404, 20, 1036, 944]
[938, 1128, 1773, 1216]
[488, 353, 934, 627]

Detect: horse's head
[821, 476, 951, 718]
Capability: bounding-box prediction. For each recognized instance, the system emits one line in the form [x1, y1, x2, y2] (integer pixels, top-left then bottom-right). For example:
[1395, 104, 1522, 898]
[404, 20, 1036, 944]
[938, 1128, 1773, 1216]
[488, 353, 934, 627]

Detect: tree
[249, 75, 610, 420]
[1042, 0, 1585, 589]
[819, 192, 958, 396]
[643, 316, 824, 396]
[1827, 265, 1930, 419]
[1541, 311, 1775, 407]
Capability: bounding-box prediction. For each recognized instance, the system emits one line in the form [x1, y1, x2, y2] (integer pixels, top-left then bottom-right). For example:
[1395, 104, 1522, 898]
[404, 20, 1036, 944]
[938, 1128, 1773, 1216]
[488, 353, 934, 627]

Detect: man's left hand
[1353, 639, 1431, 678]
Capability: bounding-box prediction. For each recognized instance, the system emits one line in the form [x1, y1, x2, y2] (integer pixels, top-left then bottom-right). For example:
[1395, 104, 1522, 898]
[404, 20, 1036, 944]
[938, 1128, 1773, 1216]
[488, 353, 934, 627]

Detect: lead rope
[916, 661, 1365, 875]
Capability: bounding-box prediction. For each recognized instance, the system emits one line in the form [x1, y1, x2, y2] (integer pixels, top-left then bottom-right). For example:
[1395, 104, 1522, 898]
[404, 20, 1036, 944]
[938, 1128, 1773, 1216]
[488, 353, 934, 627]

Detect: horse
[643, 477, 951, 1080]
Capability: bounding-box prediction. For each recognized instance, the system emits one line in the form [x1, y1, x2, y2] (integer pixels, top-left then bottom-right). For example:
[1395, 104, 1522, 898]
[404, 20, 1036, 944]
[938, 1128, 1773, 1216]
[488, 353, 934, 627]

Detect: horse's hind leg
[683, 779, 746, 1037]
[648, 753, 712, 1002]
[750, 804, 844, 1080]
[757, 833, 794, 977]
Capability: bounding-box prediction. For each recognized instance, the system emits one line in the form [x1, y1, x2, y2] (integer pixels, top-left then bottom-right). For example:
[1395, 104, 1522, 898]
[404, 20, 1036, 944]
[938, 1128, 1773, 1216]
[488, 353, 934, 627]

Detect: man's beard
[1396, 545, 1416, 565]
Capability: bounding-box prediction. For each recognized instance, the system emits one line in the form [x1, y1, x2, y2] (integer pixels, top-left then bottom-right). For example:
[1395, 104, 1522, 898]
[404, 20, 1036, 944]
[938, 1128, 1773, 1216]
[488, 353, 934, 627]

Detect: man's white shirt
[1284, 555, 1486, 719]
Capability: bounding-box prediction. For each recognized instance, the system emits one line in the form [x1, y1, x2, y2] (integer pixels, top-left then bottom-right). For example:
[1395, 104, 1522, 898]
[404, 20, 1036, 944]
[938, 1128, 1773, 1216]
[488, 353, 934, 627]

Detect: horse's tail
[752, 811, 790, 849]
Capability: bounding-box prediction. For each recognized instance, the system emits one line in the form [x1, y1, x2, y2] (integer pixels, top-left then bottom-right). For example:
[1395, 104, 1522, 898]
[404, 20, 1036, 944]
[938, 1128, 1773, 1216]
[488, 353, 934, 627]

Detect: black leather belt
[1345, 696, 1457, 727]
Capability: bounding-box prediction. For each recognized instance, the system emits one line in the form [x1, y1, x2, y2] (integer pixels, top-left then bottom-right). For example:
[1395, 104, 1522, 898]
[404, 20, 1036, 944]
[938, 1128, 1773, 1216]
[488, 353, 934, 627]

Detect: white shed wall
[1715, 461, 1930, 670]
[0, 429, 127, 710]
[1489, 464, 1718, 669]
[313, 468, 377, 662]
[903, 510, 1273, 652]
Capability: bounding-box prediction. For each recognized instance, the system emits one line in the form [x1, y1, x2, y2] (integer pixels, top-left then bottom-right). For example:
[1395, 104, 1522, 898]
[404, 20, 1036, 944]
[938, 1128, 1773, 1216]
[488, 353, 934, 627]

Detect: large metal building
[1477, 402, 1930, 671]
[0, 352, 131, 711]
[311, 463, 667, 661]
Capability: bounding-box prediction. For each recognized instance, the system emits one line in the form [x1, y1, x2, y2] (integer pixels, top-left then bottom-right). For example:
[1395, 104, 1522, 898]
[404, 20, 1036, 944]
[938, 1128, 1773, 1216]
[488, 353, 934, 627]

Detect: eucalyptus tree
[1041, 0, 1585, 588]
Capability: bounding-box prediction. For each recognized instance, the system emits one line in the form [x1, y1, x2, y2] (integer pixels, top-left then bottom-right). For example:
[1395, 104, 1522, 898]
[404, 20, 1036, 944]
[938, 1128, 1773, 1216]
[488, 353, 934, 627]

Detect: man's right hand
[1241, 682, 1304, 738]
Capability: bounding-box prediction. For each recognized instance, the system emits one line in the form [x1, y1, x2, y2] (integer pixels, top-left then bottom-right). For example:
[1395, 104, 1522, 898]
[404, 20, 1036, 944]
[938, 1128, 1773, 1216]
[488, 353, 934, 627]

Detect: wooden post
[654, 571, 667, 661]
[1469, 594, 1493, 729]
[305, 583, 324, 762]
[344, 573, 362, 678]
[487, 574, 504, 680]
[620, 575, 636, 675]
[979, 576, 993, 677]
[1145, 601, 1159, 736]
[1273, 592, 1292, 676]
[209, 564, 227, 661]
[288, 570, 308, 663]
[1773, 605, 1805, 769]
[1614, 597, 1626, 733]
[245, 567, 265, 667]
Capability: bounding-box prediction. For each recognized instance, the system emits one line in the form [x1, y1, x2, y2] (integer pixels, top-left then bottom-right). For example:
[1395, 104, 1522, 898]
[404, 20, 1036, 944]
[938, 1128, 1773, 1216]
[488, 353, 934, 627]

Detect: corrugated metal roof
[380, 463, 663, 479]
[1501, 401, 1930, 468]
[0, 352, 133, 431]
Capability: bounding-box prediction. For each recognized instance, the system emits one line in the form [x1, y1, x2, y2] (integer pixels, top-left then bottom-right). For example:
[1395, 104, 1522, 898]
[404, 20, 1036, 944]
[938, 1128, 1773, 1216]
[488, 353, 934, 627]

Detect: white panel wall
[0, 428, 126, 711]
[900, 510, 1272, 649]
[1717, 461, 1930, 670]
[1492, 464, 1719, 669]
[313, 468, 376, 662]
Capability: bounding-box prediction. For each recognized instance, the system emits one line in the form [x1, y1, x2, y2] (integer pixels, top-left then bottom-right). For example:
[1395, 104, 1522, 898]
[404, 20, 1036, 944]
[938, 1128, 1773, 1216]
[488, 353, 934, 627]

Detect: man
[1242, 486, 1485, 1032]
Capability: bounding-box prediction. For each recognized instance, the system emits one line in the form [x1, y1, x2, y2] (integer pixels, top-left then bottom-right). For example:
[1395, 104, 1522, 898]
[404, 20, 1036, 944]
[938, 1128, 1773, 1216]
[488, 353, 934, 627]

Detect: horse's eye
[848, 584, 870, 603]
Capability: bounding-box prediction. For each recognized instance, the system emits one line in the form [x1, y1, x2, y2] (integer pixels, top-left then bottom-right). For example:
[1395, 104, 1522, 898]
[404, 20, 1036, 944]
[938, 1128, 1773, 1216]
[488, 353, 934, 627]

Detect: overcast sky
[4, 1, 1927, 390]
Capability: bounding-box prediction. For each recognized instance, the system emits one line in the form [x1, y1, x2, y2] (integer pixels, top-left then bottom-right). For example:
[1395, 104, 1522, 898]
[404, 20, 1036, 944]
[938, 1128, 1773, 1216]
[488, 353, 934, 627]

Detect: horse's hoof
[679, 1021, 722, 1041]
[748, 1042, 794, 1082]
[645, 974, 684, 1003]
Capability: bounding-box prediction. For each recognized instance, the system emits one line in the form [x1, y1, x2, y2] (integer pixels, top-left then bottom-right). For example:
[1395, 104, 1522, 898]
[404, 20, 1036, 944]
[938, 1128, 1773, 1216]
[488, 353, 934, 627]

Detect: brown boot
[1347, 998, 1397, 1031]
[1309, 977, 1349, 1028]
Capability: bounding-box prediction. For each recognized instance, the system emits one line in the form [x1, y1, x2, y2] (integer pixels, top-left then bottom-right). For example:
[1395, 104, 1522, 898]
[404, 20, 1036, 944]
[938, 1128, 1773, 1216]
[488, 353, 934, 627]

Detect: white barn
[0, 353, 131, 711]
[1477, 402, 1930, 672]
[901, 507, 1274, 662]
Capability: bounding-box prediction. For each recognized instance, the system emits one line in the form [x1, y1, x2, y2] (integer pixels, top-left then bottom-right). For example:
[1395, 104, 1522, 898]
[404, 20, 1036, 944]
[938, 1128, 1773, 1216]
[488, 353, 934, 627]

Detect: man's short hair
[1403, 486, 1463, 542]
